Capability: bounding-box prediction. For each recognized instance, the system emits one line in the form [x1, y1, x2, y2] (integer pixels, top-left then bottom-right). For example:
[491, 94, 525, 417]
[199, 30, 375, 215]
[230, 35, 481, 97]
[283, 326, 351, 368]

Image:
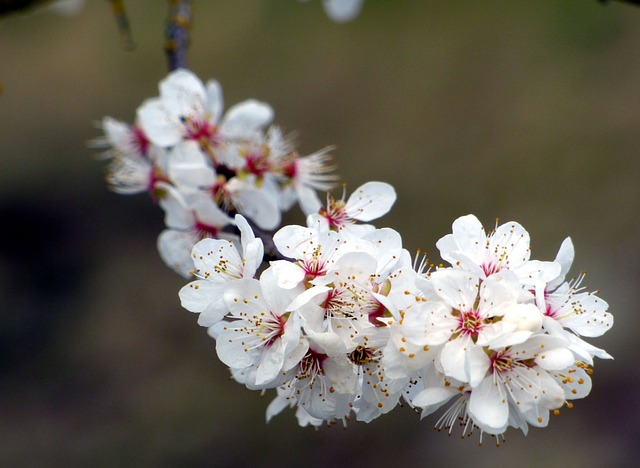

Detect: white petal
[269, 260, 306, 289]
[192, 196, 233, 229]
[466, 344, 490, 388]
[215, 324, 261, 369]
[157, 229, 198, 278]
[137, 98, 182, 147]
[191, 237, 242, 281]
[362, 227, 403, 275]
[567, 333, 612, 361]
[178, 279, 223, 313]
[440, 337, 472, 382]
[411, 387, 456, 414]
[205, 79, 223, 124]
[102, 117, 132, 151]
[323, 356, 358, 394]
[564, 293, 612, 337]
[468, 376, 509, 434]
[159, 69, 207, 119]
[345, 181, 396, 222]
[259, 267, 300, 313]
[556, 366, 592, 400]
[549, 237, 575, 289]
[230, 181, 281, 230]
[273, 225, 316, 259]
[157, 182, 193, 229]
[223, 278, 264, 316]
[235, 214, 264, 278]
[266, 395, 290, 423]
[430, 269, 479, 311]
[255, 340, 285, 386]
[535, 347, 575, 371]
[287, 285, 331, 311]
[489, 221, 531, 269]
[500, 303, 543, 334]
[400, 301, 451, 346]
[515, 260, 561, 287]
[168, 142, 215, 191]
[220, 99, 274, 139]
[439, 214, 485, 263]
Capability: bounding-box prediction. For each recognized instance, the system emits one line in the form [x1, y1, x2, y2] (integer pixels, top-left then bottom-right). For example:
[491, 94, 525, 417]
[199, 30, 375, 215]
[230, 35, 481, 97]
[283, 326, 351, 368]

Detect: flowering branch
[95, 69, 613, 439]
[165, 0, 192, 71]
[94, 3, 615, 442]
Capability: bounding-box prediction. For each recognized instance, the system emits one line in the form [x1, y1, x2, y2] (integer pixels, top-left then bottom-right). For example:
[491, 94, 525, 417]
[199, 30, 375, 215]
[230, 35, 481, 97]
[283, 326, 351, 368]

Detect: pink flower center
[481, 261, 500, 277]
[181, 116, 220, 148]
[543, 291, 558, 318]
[300, 249, 328, 284]
[368, 300, 389, 327]
[258, 312, 287, 347]
[194, 220, 220, 239]
[282, 160, 297, 179]
[245, 150, 270, 178]
[148, 167, 171, 198]
[489, 350, 513, 374]
[319, 196, 350, 229]
[457, 309, 483, 338]
[131, 126, 150, 157]
[298, 349, 328, 379]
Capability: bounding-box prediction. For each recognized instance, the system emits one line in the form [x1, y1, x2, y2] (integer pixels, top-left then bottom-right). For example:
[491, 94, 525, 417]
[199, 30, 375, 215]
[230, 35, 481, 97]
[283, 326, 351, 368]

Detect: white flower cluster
[180, 195, 613, 436]
[96, 69, 337, 277]
[97, 70, 613, 440]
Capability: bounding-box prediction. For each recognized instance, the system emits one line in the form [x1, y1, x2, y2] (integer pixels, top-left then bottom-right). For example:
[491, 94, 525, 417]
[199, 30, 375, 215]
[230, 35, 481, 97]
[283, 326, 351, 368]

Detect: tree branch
[165, 0, 192, 71]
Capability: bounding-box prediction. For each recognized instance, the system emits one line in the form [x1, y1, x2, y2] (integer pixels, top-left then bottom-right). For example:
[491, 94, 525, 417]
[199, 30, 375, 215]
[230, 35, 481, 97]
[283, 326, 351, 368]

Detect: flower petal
[468, 376, 509, 434]
[345, 181, 396, 222]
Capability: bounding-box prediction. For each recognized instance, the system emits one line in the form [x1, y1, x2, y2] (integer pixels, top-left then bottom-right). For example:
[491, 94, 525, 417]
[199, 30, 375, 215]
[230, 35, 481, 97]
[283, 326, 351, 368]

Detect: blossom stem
[165, 0, 192, 71]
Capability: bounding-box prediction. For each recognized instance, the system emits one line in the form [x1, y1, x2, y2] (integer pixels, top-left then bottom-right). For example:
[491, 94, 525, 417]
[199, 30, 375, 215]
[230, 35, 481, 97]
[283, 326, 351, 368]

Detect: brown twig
[165, 0, 192, 71]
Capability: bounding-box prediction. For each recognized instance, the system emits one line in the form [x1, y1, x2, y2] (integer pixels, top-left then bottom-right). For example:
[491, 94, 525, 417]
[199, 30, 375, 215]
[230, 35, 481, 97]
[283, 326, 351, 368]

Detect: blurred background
[0, 0, 638, 466]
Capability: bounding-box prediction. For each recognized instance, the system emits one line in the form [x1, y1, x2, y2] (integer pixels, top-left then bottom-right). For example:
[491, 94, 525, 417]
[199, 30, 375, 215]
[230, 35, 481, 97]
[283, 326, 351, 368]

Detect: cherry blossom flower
[270, 224, 350, 288]
[308, 181, 396, 238]
[137, 69, 273, 155]
[156, 182, 234, 277]
[436, 214, 559, 285]
[465, 334, 573, 435]
[275, 147, 338, 215]
[212, 273, 308, 388]
[179, 214, 263, 326]
[402, 269, 542, 383]
[95, 117, 170, 195]
[265, 338, 355, 423]
[535, 237, 613, 363]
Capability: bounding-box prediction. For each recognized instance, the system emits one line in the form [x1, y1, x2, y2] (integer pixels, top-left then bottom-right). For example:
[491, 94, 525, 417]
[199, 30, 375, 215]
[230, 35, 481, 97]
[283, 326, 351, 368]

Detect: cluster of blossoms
[179, 196, 612, 438]
[97, 70, 613, 441]
[96, 69, 336, 277]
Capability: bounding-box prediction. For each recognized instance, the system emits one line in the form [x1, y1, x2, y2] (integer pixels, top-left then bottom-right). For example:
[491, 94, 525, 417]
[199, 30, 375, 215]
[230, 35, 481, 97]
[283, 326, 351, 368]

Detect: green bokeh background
[0, 1, 637, 466]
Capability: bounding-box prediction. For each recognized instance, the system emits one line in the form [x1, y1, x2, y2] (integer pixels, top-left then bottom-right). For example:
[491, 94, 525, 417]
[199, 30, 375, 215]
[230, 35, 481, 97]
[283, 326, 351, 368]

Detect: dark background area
[0, 1, 638, 466]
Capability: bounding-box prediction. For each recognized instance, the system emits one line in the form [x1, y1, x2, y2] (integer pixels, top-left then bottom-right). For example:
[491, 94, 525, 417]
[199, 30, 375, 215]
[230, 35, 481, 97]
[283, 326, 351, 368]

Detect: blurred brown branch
[108, 0, 135, 50]
[600, 0, 640, 5]
[165, 0, 192, 71]
[0, 0, 50, 15]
